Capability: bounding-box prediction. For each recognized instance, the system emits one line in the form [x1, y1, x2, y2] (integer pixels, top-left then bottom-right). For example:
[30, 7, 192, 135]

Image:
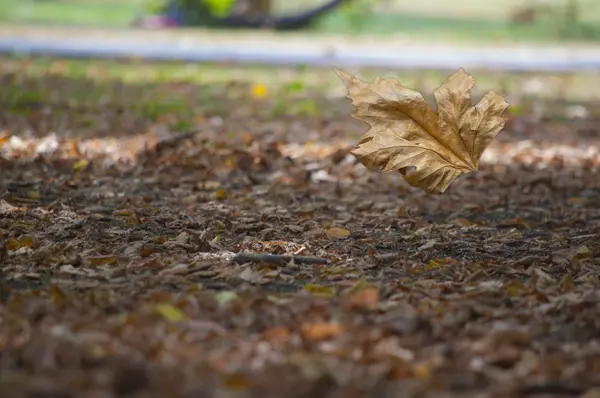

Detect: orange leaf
[348, 288, 379, 310]
[261, 326, 291, 346]
[0, 130, 11, 148]
[302, 322, 343, 341]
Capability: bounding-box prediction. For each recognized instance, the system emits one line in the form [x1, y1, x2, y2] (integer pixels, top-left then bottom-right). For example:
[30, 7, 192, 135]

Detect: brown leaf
[324, 227, 351, 239]
[337, 68, 509, 193]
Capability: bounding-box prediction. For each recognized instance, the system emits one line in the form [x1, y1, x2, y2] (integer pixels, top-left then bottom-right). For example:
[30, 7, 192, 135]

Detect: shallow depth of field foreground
[1, 57, 600, 398]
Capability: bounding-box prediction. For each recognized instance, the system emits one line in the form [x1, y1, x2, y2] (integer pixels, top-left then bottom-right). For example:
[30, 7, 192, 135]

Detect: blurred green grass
[0, 0, 144, 27]
[2, 0, 600, 43]
[2, 55, 599, 136]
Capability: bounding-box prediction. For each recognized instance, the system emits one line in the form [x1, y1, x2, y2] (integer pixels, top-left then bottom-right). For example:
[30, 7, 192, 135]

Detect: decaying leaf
[337, 68, 509, 193]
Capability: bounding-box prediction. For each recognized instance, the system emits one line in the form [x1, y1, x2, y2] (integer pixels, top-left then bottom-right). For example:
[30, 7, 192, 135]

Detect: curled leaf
[337, 68, 509, 193]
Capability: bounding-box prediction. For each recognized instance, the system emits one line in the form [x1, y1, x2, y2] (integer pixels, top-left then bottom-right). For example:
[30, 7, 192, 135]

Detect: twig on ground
[233, 252, 328, 265]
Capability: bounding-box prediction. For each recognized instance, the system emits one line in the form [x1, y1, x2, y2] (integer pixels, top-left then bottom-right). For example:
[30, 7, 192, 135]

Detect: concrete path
[2, 25, 600, 72]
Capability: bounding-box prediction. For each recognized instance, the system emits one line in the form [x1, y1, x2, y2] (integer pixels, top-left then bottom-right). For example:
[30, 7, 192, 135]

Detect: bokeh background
[2, 0, 600, 42]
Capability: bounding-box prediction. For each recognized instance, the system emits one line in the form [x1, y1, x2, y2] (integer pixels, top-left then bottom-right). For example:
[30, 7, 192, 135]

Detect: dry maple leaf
[337, 68, 509, 193]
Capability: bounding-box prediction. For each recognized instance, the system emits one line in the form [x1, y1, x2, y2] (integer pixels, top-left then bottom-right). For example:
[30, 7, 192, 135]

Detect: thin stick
[233, 252, 328, 265]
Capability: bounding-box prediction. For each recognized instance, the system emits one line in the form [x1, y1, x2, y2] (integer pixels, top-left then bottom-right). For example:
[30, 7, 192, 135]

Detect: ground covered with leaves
[1, 56, 600, 398]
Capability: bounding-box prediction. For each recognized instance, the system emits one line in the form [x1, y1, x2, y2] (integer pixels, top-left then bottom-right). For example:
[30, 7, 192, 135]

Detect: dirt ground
[1, 56, 600, 398]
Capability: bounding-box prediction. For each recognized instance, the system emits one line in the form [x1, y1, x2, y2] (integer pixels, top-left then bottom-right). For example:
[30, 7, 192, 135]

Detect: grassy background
[1, 0, 600, 42]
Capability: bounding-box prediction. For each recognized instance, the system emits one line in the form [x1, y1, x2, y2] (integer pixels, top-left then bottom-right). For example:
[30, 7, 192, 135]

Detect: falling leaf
[302, 322, 343, 341]
[324, 227, 351, 238]
[155, 303, 188, 322]
[337, 69, 509, 193]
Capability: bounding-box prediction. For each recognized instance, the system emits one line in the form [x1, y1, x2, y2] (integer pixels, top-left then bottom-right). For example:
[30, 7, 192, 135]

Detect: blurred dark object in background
[133, 0, 350, 30]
